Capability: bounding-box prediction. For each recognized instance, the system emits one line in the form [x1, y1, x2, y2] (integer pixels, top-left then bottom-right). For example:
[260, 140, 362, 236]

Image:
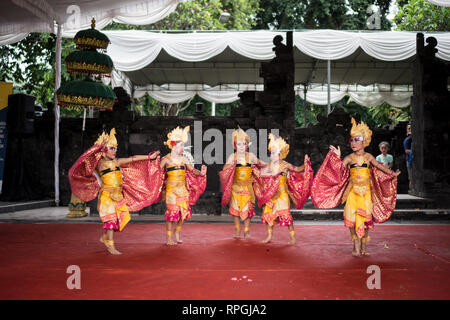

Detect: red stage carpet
[0, 223, 449, 300]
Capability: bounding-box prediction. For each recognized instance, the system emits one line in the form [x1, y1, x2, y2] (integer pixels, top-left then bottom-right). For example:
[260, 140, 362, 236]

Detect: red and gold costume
[219, 128, 257, 220]
[311, 119, 397, 239]
[68, 128, 163, 231]
[253, 134, 314, 227]
[161, 126, 206, 222]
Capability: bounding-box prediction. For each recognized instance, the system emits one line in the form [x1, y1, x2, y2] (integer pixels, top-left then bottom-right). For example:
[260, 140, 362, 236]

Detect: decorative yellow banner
[0, 82, 13, 111]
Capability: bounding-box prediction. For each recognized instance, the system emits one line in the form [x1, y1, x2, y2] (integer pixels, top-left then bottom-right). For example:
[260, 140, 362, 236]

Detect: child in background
[376, 141, 393, 169]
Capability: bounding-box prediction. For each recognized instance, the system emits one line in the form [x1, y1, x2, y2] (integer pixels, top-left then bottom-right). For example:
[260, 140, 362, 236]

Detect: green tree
[0, 33, 80, 116]
[254, 0, 392, 30]
[106, 0, 260, 31]
[394, 0, 450, 31]
[106, 0, 261, 116]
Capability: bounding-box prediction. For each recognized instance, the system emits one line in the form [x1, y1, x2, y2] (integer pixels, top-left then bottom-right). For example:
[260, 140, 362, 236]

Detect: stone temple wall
[2, 106, 410, 214]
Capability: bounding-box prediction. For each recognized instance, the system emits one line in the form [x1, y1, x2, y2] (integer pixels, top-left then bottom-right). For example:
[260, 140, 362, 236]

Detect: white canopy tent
[97, 29, 450, 108]
[0, 0, 186, 205]
[426, 0, 450, 7]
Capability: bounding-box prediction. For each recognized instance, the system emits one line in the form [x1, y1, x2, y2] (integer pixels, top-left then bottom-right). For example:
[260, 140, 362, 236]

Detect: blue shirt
[403, 136, 412, 164]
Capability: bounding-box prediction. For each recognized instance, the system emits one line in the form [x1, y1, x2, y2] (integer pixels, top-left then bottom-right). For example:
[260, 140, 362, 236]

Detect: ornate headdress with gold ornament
[164, 126, 190, 149]
[268, 133, 289, 160]
[350, 117, 372, 147]
[232, 127, 250, 149]
[95, 128, 118, 148]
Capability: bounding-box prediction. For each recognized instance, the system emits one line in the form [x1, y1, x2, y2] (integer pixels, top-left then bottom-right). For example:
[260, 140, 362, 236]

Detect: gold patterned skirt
[229, 166, 255, 220]
[343, 167, 373, 238]
[164, 169, 191, 222]
[261, 176, 293, 226]
[97, 171, 130, 232]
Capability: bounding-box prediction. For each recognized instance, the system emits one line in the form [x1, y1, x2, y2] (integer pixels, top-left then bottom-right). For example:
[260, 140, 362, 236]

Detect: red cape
[311, 151, 397, 223]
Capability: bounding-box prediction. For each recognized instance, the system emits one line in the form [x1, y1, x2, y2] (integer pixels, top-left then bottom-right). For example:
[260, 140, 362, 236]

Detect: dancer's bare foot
[106, 245, 122, 255]
[104, 240, 122, 255]
[175, 229, 183, 243]
[352, 238, 361, 257]
[166, 237, 177, 245]
[233, 227, 240, 239]
[361, 239, 369, 256]
[262, 232, 272, 243]
[166, 232, 177, 245]
[244, 228, 251, 239]
[288, 234, 296, 245]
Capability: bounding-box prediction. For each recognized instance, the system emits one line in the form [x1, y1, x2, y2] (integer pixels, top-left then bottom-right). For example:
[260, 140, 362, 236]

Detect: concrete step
[0, 200, 55, 214]
[290, 208, 450, 220]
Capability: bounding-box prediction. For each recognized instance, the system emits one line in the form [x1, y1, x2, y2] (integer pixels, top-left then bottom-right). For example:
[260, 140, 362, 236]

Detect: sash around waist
[100, 185, 123, 193]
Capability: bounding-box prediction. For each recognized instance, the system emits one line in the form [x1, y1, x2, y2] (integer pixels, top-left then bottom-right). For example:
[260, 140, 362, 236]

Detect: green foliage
[0, 33, 80, 116]
[254, 0, 392, 30]
[295, 94, 412, 128]
[105, 0, 261, 31]
[394, 0, 450, 31]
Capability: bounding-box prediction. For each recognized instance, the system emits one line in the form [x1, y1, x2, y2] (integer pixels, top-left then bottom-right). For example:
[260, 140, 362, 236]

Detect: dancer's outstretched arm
[184, 157, 207, 176]
[248, 152, 268, 167]
[288, 154, 310, 172]
[118, 151, 160, 166]
[330, 145, 352, 167]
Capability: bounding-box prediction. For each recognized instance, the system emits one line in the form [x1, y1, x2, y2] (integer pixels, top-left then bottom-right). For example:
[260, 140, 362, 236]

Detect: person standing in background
[403, 124, 412, 190]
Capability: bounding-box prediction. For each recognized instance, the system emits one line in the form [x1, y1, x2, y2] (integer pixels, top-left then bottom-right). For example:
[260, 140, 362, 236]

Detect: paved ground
[0, 223, 449, 300]
[0, 206, 449, 225]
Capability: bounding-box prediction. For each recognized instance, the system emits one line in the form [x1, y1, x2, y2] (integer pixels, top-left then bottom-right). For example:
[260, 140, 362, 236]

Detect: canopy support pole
[54, 22, 62, 206]
[303, 85, 308, 128]
[211, 102, 216, 116]
[327, 60, 331, 115]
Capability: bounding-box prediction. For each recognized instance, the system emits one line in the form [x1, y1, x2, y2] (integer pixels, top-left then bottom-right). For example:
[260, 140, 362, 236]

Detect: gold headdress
[95, 128, 118, 148]
[232, 127, 250, 148]
[350, 118, 372, 147]
[164, 126, 190, 149]
[268, 133, 289, 160]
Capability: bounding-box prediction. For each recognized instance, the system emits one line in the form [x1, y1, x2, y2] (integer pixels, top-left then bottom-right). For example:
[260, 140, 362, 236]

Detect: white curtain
[426, 0, 450, 7]
[0, 33, 29, 45]
[294, 30, 450, 61]
[0, 0, 185, 36]
[295, 84, 413, 108]
[135, 84, 242, 104]
[130, 83, 413, 108]
[105, 30, 280, 71]
[99, 30, 450, 72]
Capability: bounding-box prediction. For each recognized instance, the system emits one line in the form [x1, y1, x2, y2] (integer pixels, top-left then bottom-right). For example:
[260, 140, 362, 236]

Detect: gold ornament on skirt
[268, 133, 289, 160]
[164, 126, 190, 149]
[350, 118, 372, 147]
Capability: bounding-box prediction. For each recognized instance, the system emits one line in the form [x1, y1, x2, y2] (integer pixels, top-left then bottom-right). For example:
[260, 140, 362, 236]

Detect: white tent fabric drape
[0, 0, 187, 206]
[105, 31, 281, 71]
[426, 0, 450, 7]
[0, 33, 29, 45]
[0, 0, 185, 37]
[131, 83, 413, 108]
[137, 84, 243, 104]
[101, 30, 450, 72]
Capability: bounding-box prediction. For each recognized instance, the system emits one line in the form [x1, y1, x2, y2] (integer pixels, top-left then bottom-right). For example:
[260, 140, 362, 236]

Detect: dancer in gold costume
[159, 126, 207, 245]
[69, 128, 162, 254]
[254, 134, 313, 244]
[219, 128, 267, 239]
[311, 119, 400, 256]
